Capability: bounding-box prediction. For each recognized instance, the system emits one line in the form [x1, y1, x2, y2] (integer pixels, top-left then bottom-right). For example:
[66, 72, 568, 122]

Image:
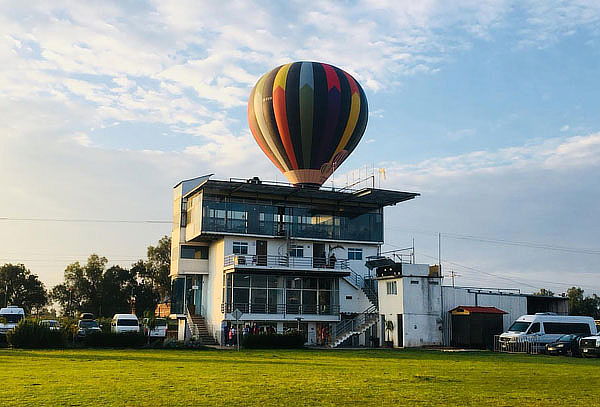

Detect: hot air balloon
[248, 61, 368, 187]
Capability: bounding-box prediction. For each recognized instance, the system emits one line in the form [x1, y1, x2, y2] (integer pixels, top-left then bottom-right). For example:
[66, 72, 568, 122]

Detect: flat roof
[182, 177, 419, 209]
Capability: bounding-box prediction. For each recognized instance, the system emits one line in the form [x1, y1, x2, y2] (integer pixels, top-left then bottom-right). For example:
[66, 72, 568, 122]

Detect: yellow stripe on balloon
[334, 93, 360, 154]
[254, 73, 291, 172]
[274, 63, 292, 90]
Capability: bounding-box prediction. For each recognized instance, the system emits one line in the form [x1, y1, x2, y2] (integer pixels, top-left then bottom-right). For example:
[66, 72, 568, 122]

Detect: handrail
[344, 266, 378, 307]
[224, 254, 348, 270]
[331, 304, 378, 345]
[221, 303, 340, 316]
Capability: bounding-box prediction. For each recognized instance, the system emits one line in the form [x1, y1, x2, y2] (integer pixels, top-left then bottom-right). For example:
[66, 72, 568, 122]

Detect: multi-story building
[169, 175, 418, 346]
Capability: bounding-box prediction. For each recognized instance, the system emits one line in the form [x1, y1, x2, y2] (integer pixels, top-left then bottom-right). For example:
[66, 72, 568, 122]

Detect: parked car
[142, 317, 168, 338]
[545, 334, 584, 356]
[79, 312, 95, 320]
[40, 319, 61, 331]
[111, 314, 140, 334]
[579, 335, 600, 358]
[0, 306, 25, 336]
[499, 314, 597, 351]
[76, 319, 102, 340]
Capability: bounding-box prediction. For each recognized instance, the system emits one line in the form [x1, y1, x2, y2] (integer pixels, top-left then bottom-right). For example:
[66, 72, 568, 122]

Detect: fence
[494, 335, 544, 354]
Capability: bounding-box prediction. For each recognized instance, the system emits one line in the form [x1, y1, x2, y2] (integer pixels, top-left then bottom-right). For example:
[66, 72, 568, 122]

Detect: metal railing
[344, 268, 378, 307]
[221, 302, 340, 316]
[224, 254, 348, 270]
[494, 335, 543, 354]
[331, 305, 379, 346]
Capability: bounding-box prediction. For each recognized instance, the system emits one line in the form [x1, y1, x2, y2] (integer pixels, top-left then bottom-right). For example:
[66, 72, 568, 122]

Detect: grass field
[0, 348, 598, 406]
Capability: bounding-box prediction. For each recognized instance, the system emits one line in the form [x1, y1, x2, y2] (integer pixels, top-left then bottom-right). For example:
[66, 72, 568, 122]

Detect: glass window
[180, 245, 208, 259]
[233, 274, 250, 287]
[319, 278, 332, 290]
[233, 241, 248, 255]
[508, 321, 530, 332]
[303, 278, 318, 290]
[386, 281, 397, 295]
[527, 322, 541, 334]
[233, 288, 249, 304]
[348, 248, 363, 260]
[267, 276, 281, 288]
[287, 277, 302, 289]
[251, 275, 267, 288]
[289, 244, 304, 257]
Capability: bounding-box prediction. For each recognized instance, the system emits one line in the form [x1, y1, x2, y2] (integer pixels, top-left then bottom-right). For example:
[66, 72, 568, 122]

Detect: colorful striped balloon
[248, 61, 368, 187]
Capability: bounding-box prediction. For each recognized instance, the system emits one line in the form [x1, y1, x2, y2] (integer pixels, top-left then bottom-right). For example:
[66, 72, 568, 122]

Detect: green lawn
[0, 348, 598, 406]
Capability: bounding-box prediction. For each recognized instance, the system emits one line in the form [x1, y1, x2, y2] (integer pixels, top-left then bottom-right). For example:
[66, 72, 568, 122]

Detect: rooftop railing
[224, 254, 348, 270]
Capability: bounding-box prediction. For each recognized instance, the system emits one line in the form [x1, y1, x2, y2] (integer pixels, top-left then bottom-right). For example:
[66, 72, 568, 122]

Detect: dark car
[545, 334, 583, 356]
[76, 319, 102, 340]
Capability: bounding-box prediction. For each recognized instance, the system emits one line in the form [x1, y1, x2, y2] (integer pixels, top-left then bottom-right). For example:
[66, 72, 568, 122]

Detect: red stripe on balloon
[344, 71, 359, 94]
[323, 64, 340, 91]
[273, 86, 298, 170]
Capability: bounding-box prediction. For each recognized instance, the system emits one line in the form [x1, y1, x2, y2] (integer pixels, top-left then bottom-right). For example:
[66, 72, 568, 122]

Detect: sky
[1, 0, 599, 295]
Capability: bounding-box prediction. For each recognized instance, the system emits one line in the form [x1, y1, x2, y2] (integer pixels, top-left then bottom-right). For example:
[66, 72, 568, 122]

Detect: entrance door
[313, 243, 326, 268]
[256, 240, 267, 266]
[186, 275, 203, 316]
[397, 314, 403, 347]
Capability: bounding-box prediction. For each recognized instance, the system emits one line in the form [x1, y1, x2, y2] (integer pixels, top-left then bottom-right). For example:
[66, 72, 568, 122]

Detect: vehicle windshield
[508, 321, 531, 332]
[155, 319, 167, 327]
[79, 320, 99, 328]
[0, 313, 23, 324]
[117, 319, 138, 326]
[558, 334, 576, 341]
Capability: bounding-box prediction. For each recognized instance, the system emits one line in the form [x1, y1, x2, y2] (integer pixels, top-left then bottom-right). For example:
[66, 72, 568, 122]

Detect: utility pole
[4, 280, 8, 307]
[438, 232, 442, 277]
[449, 270, 461, 288]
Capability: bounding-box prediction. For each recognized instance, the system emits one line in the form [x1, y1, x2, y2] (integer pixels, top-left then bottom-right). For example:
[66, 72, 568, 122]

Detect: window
[527, 322, 541, 334]
[289, 244, 304, 257]
[386, 281, 397, 295]
[347, 248, 363, 260]
[233, 241, 248, 255]
[410, 280, 419, 285]
[180, 245, 208, 259]
[544, 322, 591, 335]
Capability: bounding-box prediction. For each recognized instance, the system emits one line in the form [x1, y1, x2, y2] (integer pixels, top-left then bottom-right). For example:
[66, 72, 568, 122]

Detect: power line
[385, 226, 600, 256]
[0, 217, 170, 224]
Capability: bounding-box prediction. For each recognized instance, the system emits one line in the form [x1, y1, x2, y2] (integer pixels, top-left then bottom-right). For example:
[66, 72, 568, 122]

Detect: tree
[533, 288, 555, 297]
[137, 236, 171, 300]
[0, 264, 48, 314]
[567, 287, 600, 319]
[51, 254, 161, 318]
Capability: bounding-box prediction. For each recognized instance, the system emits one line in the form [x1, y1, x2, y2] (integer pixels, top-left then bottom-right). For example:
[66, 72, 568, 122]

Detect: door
[313, 243, 326, 268]
[397, 314, 403, 347]
[256, 240, 267, 266]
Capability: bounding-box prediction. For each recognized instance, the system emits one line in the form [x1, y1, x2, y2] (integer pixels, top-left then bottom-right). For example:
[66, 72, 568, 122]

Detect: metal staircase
[344, 268, 378, 308]
[330, 305, 379, 348]
[186, 309, 218, 345]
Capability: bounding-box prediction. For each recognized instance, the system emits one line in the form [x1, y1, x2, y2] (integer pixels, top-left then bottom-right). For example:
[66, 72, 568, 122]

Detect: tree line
[0, 236, 171, 317]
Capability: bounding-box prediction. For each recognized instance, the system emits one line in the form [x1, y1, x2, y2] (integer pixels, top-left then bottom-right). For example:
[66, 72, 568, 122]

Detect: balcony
[221, 303, 340, 316]
[223, 254, 350, 276]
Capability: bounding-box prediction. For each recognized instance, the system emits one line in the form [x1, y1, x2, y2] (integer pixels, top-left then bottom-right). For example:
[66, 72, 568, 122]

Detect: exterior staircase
[330, 305, 379, 348]
[187, 311, 218, 345]
[344, 268, 378, 308]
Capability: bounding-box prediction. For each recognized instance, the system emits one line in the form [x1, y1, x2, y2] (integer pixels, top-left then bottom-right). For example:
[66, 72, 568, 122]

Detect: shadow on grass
[1, 347, 596, 369]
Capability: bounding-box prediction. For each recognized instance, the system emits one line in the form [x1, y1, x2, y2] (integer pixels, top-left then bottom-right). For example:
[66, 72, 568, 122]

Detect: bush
[7, 320, 66, 348]
[242, 333, 305, 349]
[81, 332, 146, 348]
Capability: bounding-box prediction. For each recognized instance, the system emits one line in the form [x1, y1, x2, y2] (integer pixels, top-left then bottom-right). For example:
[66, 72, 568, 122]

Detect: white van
[142, 317, 168, 338]
[0, 306, 25, 335]
[111, 314, 140, 334]
[499, 313, 597, 348]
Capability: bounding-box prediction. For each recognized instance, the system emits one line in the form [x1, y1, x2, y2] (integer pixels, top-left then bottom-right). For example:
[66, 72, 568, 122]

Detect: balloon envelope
[248, 61, 368, 186]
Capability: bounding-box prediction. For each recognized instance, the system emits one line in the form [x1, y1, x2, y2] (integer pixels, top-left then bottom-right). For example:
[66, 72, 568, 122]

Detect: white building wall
[205, 240, 225, 343]
[339, 279, 373, 314]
